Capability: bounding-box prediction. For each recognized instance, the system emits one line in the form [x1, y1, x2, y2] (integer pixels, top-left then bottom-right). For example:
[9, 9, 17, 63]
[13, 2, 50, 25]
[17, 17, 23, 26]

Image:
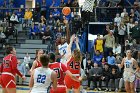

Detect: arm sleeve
[11, 56, 23, 77]
[61, 63, 68, 72]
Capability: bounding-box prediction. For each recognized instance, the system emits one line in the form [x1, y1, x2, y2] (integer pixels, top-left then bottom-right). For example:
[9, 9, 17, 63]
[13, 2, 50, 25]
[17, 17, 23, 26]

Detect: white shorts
[123, 71, 136, 82]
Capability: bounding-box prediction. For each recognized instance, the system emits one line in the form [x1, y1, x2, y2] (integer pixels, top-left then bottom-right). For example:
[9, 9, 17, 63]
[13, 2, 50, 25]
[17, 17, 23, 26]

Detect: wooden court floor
[0, 85, 127, 93]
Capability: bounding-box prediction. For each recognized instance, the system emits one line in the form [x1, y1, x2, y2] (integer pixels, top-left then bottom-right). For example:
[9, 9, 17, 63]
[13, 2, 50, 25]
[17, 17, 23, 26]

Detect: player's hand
[71, 34, 75, 42]
[78, 77, 83, 82]
[22, 76, 26, 80]
[75, 37, 79, 44]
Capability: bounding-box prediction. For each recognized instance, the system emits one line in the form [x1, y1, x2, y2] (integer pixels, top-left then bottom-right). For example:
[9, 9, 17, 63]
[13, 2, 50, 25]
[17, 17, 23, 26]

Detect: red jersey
[67, 57, 80, 75]
[35, 60, 42, 69]
[0, 54, 23, 77]
[49, 62, 68, 85]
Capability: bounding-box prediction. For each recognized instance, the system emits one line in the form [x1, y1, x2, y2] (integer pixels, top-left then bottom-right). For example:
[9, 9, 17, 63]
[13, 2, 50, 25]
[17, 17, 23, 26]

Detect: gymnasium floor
[0, 85, 126, 93]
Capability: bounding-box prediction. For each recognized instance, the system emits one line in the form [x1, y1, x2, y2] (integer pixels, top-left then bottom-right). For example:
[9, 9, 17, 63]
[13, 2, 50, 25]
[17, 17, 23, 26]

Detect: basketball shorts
[123, 71, 136, 82]
[50, 85, 66, 93]
[1, 73, 16, 88]
[64, 75, 80, 89]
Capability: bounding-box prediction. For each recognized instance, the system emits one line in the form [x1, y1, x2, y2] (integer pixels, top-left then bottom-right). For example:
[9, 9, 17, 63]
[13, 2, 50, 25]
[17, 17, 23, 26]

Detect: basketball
[62, 7, 71, 16]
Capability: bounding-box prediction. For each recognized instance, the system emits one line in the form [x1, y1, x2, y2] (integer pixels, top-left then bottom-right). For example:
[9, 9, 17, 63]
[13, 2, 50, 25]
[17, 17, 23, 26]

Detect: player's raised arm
[74, 36, 80, 51]
[51, 71, 57, 91]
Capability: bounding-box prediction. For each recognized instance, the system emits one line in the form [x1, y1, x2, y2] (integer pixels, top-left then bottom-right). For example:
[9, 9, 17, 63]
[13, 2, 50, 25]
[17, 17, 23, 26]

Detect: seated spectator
[47, 14, 55, 30]
[94, 34, 104, 54]
[0, 28, 6, 48]
[88, 63, 102, 91]
[114, 13, 121, 26]
[93, 50, 103, 67]
[109, 66, 120, 92]
[9, 1, 14, 8]
[113, 43, 121, 55]
[52, 8, 60, 20]
[113, 22, 118, 43]
[107, 51, 116, 66]
[39, 23, 46, 39]
[24, 8, 33, 27]
[42, 26, 52, 44]
[66, 0, 72, 7]
[85, 58, 92, 77]
[16, 8, 24, 23]
[40, 15, 46, 25]
[10, 12, 19, 26]
[101, 63, 111, 92]
[24, 53, 31, 74]
[60, 0, 66, 7]
[4, 12, 10, 24]
[29, 24, 40, 39]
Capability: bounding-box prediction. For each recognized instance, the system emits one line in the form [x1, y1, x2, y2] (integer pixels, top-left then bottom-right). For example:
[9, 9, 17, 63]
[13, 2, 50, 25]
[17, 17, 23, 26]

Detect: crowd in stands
[87, 1, 140, 92]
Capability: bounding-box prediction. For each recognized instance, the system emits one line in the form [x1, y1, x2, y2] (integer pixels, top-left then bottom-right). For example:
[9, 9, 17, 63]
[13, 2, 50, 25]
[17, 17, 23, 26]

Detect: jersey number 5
[37, 74, 46, 84]
[69, 61, 80, 69]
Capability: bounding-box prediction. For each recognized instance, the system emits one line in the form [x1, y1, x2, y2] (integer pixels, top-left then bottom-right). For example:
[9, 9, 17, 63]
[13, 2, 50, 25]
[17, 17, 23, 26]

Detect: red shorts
[50, 85, 66, 93]
[64, 75, 80, 89]
[1, 73, 16, 88]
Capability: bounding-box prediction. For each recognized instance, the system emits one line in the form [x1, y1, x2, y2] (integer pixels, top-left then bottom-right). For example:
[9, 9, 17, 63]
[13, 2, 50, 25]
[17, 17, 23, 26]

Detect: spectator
[113, 22, 118, 43]
[17, 60, 26, 85]
[60, 0, 66, 7]
[107, 51, 116, 66]
[10, 12, 19, 26]
[130, 21, 140, 44]
[103, 30, 115, 57]
[122, 13, 129, 25]
[101, 63, 111, 92]
[40, 15, 46, 25]
[94, 34, 104, 54]
[114, 13, 121, 26]
[16, 8, 24, 23]
[24, 52, 31, 65]
[121, 8, 127, 18]
[0, 27, 6, 48]
[88, 63, 102, 91]
[29, 24, 40, 39]
[127, 18, 135, 36]
[3, 0, 8, 8]
[66, 0, 72, 7]
[118, 22, 126, 45]
[113, 43, 121, 55]
[42, 26, 52, 45]
[39, 23, 46, 39]
[56, 27, 62, 38]
[109, 66, 120, 92]
[134, 0, 140, 9]
[47, 14, 55, 30]
[24, 8, 33, 27]
[129, 9, 137, 21]
[86, 58, 92, 77]
[52, 8, 60, 20]
[4, 12, 10, 25]
[41, 0, 47, 17]
[93, 50, 103, 67]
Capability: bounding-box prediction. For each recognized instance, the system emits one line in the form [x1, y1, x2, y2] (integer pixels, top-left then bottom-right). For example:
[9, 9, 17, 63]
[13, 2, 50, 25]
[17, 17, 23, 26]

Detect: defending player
[30, 49, 44, 73]
[29, 54, 57, 93]
[64, 34, 82, 93]
[49, 53, 80, 93]
[118, 50, 140, 93]
[0, 46, 26, 93]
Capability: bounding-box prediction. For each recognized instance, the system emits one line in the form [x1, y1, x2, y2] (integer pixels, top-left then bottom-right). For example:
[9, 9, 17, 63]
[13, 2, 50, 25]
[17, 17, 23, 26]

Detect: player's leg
[73, 88, 80, 93]
[2, 88, 8, 93]
[6, 88, 16, 93]
[130, 82, 135, 93]
[124, 81, 131, 93]
[66, 88, 71, 93]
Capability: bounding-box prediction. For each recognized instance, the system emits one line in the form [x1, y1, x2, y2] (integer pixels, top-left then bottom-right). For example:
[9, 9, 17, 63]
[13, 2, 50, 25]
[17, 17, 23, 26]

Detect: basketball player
[118, 50, 140, 93]
[0, 46, 26, 93]
[64, 35, 82, 93]
[29, 54, 57, 93]
[30, 49, 44, 73]
[49, 53, 80, 93]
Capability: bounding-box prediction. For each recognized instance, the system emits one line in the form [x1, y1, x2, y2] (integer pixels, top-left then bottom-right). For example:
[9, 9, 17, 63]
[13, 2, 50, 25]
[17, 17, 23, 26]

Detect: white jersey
[58, 42, 68, 63]
[124, 57, 134, 72]
[30, 67, 53, 93]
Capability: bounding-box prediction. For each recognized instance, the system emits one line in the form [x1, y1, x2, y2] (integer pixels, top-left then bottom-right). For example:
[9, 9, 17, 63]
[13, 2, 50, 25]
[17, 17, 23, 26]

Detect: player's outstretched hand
[70, 34, 75, 42]
[22, 76, 26, 80]
[75, 36, 79, 44]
